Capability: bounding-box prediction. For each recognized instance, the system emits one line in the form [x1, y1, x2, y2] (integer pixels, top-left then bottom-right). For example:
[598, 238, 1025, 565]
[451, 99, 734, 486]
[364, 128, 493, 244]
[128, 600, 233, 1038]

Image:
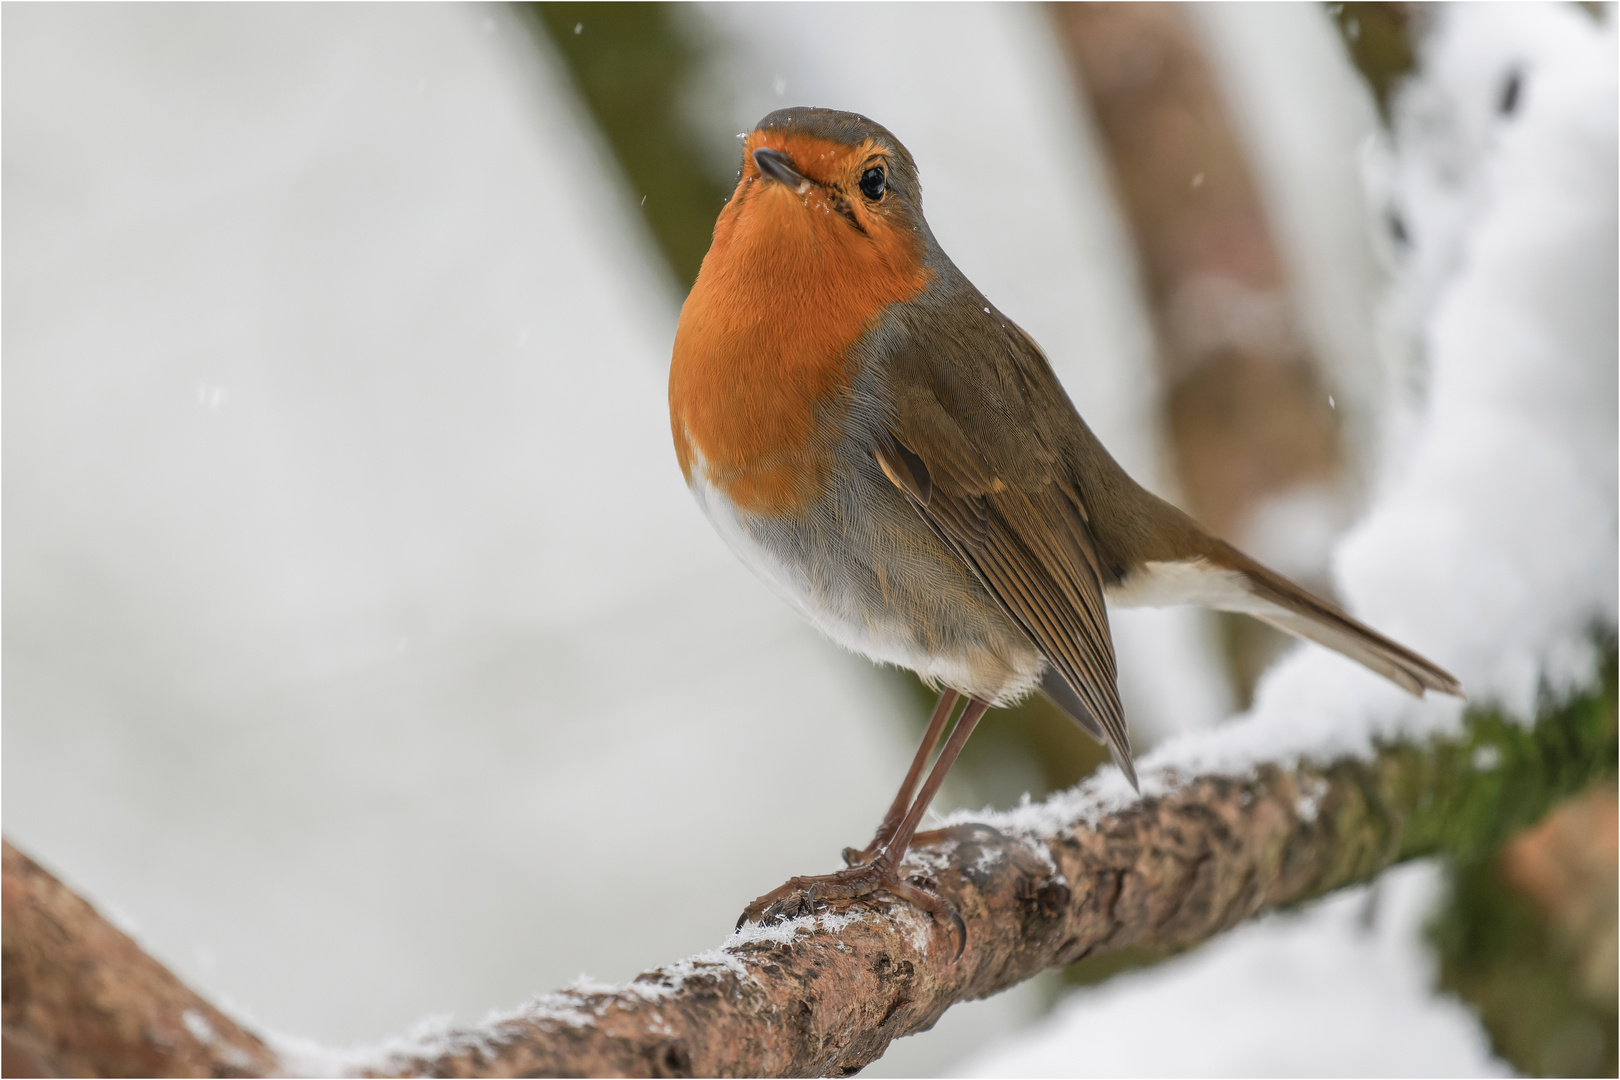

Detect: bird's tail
[1205, 541, 1463, 699]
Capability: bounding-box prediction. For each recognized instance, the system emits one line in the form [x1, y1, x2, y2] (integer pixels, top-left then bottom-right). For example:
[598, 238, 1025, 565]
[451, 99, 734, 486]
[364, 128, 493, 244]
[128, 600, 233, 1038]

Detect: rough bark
[4, 664, 1613, 1078]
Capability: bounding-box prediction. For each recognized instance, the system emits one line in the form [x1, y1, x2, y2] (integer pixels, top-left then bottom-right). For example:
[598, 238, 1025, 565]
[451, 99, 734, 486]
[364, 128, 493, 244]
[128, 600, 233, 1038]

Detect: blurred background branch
[1326, 2, 1422, 124]
[518, 3, 727, 290]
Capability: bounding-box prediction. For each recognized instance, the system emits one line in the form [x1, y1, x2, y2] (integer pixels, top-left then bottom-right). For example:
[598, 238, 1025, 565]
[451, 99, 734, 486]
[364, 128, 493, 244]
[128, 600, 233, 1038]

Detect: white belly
[684, 457, 1044, 705]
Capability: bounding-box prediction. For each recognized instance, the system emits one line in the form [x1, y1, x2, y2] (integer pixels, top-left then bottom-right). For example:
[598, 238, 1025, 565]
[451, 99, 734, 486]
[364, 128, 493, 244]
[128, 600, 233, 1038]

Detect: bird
[668, 107, 1461, 937]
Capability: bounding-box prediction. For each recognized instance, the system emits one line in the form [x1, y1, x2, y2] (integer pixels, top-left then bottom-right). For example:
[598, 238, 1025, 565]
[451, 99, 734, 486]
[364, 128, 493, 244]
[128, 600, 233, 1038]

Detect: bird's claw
[760, 884, 820, 925]
[737, 881, 823, 930]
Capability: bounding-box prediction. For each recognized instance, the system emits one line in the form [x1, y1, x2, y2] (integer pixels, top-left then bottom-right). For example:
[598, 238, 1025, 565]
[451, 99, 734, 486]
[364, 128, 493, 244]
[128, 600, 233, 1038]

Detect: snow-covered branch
[4, 671, 1612, 1078]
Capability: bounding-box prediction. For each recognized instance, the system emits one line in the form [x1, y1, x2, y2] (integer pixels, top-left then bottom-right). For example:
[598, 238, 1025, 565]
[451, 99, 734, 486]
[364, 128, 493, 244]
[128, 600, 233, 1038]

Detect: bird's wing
[872, 304, 1136, 787]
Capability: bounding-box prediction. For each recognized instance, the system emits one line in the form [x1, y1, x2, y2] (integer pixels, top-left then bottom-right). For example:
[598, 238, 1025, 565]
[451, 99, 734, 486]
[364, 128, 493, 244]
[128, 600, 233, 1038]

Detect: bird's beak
[753, 146, 810, 193]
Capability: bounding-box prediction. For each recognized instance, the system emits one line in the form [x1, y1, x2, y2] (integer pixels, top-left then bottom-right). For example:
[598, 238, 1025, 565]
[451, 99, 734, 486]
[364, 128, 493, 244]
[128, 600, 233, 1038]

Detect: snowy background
[4, 3, 1613, 1076]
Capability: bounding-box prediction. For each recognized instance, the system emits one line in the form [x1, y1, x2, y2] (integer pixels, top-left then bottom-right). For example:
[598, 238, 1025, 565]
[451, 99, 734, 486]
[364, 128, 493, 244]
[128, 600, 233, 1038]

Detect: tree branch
[4, 660, 1613, 1078]
[1, 842, 279, 1078]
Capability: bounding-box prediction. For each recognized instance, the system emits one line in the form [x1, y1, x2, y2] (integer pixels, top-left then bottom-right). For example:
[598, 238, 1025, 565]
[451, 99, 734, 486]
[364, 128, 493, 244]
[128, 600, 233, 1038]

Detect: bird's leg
[859, 697, 989, 880]
[740, 698, 991, 949]
[842, 688, 959, 867]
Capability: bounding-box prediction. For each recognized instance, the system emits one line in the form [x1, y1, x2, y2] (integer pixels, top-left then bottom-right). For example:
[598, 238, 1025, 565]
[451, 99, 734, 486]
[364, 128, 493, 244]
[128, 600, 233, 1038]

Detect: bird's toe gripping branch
[736, 860, 968, 960]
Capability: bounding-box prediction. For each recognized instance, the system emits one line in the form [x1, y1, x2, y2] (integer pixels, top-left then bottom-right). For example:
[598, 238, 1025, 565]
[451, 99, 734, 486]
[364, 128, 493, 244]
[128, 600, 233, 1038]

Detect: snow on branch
[4, 673, 1613, 1078]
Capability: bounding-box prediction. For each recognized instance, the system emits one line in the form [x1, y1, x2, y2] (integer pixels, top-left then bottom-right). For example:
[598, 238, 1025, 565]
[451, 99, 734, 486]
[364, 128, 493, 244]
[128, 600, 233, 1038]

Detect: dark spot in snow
[1386, 209, 1410, 248]
[1499, 69, 1523, 116]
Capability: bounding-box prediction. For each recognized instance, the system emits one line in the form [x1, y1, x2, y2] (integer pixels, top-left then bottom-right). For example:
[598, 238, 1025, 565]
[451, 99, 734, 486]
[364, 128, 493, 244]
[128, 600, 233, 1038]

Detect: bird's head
[702, 108, 932, 296]
[739, 108, 923, 236]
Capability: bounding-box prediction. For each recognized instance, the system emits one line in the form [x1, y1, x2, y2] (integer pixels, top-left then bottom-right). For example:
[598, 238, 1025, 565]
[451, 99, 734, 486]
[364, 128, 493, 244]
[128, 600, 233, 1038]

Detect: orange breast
[670, 142, 929, 518]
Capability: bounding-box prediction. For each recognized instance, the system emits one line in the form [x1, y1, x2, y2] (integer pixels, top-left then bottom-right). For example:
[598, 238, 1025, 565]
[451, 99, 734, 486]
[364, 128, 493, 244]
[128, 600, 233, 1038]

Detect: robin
[669, 107, 1460, 936]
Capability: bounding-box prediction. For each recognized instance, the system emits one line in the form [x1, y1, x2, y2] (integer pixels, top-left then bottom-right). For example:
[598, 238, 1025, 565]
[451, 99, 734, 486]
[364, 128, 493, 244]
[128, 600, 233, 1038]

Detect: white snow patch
[723, 907, 869, 952]
[893, 905, 939, 958]
[181, 1008, 215, 1043]
[176, 1008, 265, 1074]
[1295, 773, 1330, 824]
[566, 974, 621, 996]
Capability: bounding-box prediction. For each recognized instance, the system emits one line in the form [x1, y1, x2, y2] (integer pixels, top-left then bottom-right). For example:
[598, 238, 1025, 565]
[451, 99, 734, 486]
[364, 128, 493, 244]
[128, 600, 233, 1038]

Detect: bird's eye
[859, 167, 886, 201]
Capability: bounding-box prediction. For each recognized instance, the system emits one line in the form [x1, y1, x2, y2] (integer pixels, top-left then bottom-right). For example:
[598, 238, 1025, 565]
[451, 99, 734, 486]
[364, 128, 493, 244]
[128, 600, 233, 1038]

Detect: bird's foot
[737, 864, 876, 928]
[736, 861, 967, 959]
